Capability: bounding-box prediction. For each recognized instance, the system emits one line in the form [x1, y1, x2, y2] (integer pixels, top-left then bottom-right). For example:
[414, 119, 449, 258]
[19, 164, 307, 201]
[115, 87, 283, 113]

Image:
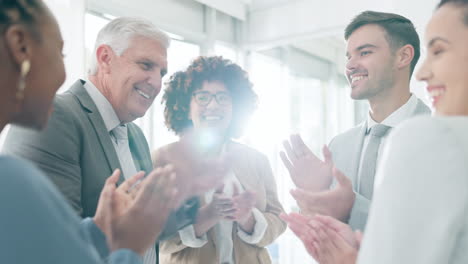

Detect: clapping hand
[281, 213, 361, 264]
[280, 134, 334, 192]
[290, 167, 355, 222]
[94, 165, 179, 256]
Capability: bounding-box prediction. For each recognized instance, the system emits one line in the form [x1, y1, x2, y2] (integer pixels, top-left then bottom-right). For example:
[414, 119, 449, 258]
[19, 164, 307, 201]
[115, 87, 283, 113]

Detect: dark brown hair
[438, 0, 468, 25]
[345, 11, 420, 76]
[162, 56, 257, 138]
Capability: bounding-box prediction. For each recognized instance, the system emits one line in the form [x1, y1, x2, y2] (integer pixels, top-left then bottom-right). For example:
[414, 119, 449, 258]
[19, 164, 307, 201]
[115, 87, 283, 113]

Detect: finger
[282, 139, 298, 162]
[306, 239, 320, 262]
[287, 212, 313, 226]
[290, 134, 311, 157]
[219, 202, 236, 211]
[128, 184, 140, 199]
[322, 145, 333, 164]
[288, 221, 313, 243]
[316, 227, 332, 257]
[291, 224, 320, 260]
[290, 188, 318, 206]
[213, 197, 234, 205]
[151, 170, 178, 211]
[220, 208, 237, 216]
[100, 177, 116, 236]
[106, 169, 121, 186]
[134, 167, 164, 205]
[332, 166, 351, 188]
[279, 151, 295, 175]
[279, 213, 292, 223]
[118, 171, 145, 193]
[324, 227, 354, 252]
[314, 214, 348, 232]
[313, 240, 326, 264]
[163, 173, 179, 210]
[355, 230, 363, 246]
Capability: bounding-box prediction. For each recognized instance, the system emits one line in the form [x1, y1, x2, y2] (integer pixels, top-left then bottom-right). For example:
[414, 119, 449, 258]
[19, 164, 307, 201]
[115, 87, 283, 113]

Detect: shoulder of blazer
[329, 121, 367, 149]
[64, 79, 100, 114]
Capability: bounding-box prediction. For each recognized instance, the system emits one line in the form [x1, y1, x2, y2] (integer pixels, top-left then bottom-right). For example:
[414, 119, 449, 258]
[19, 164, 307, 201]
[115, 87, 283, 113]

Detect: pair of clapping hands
[208, 184, 256, 226]
[280, 134, 360, 264]
[93, 134, 230, 257]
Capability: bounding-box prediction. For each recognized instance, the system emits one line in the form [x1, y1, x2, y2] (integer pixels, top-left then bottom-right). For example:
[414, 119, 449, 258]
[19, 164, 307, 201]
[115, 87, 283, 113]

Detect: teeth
[136, 89, 150, 99]
[351, 75, 367, 83]
[429, 89, 445, 97]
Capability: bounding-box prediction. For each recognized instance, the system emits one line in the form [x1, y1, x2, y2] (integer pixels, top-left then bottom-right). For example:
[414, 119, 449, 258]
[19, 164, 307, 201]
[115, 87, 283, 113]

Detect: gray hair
[88, 17, 170, 75]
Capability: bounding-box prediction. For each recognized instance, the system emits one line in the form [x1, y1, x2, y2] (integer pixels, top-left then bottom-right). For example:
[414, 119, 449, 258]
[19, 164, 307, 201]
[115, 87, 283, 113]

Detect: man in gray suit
[281, 11, 431, 231]
[2, 17, 205, 264]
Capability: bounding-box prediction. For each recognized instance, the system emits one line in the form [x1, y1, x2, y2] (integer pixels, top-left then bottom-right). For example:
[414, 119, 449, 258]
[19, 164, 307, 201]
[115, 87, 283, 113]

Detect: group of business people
[1, 0, 468, 264]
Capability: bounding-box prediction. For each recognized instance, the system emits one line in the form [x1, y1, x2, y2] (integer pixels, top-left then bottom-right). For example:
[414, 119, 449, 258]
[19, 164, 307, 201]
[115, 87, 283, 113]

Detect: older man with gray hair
[3, 17, 215, 264]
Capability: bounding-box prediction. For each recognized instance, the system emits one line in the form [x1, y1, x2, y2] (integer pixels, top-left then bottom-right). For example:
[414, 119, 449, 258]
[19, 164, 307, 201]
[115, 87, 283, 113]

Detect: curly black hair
[163, 56, 258, 138]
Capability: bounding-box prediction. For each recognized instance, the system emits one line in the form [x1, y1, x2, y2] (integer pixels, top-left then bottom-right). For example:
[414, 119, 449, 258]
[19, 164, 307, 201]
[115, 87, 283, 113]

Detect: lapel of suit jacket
[68, 80, 124, 184]
[349, 121, 368, 188]
[127, 123, 153, 175]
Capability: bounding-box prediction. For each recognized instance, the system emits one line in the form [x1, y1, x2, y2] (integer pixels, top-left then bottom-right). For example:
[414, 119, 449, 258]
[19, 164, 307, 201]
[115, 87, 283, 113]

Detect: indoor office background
[0, 0, 438, 263]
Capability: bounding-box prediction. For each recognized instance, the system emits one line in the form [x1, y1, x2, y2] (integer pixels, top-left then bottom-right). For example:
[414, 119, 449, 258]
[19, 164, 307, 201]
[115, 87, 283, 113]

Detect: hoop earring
[16, 60, 31, 101]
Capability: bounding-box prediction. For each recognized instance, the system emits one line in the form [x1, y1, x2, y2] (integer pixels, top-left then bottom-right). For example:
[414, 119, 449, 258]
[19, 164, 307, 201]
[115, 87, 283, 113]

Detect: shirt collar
[366, 94, 418, 132]
[83, 79, 122, 132]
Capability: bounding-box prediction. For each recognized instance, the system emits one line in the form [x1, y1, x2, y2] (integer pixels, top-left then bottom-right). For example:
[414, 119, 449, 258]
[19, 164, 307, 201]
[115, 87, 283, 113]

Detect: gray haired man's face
[105, 36, 168, 123]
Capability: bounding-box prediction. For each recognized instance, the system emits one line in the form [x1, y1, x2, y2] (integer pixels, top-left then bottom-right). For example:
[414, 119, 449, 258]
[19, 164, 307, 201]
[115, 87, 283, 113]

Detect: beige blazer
[152, 141, 286, 264]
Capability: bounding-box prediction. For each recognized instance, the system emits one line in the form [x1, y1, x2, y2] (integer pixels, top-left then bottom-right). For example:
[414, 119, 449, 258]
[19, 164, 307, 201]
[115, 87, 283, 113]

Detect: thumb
[322, 145, 333, 164]
[333, 167, 350, 187]
[355, 230, 363, 247]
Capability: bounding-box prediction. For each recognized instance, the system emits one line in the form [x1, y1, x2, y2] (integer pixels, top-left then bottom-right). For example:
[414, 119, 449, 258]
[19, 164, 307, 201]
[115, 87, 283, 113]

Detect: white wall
[45, 0, 86, 92]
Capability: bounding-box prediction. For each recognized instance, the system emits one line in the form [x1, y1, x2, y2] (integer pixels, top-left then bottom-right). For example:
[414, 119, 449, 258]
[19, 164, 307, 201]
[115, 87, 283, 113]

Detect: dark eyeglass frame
[192, 91, 233, 106]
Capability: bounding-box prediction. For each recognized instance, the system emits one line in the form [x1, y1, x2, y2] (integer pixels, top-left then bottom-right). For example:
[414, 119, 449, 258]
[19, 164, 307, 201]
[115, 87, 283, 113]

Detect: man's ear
[4, 24, 33, 66]
[396, 44, 414, 70]
[95, 44, 115, 74]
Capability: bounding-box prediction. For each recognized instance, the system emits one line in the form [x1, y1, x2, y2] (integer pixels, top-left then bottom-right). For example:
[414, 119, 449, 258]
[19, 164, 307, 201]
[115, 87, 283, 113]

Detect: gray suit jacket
[328, 98, 430, 231]
[2, 80, 198, 262]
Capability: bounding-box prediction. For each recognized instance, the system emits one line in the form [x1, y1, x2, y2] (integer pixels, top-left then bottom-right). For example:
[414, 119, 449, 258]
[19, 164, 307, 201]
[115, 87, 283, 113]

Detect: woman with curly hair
[153, 56, 286, 264]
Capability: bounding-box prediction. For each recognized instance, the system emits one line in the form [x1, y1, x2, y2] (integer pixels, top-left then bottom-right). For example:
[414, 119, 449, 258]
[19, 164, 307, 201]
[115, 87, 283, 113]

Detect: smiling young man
[281, 11, 431, 232]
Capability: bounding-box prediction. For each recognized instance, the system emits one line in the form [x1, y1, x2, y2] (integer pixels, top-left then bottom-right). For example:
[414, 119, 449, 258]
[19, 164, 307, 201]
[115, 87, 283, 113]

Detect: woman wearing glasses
[153, 56, 286, 264]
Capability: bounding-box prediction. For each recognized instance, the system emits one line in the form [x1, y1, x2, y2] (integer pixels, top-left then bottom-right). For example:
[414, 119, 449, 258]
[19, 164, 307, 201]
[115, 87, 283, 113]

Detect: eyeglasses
[192, 91, 232, 106]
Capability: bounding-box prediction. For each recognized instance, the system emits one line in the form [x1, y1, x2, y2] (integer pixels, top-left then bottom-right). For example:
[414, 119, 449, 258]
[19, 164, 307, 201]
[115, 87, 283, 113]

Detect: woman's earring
[16, 60, 31, 101]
